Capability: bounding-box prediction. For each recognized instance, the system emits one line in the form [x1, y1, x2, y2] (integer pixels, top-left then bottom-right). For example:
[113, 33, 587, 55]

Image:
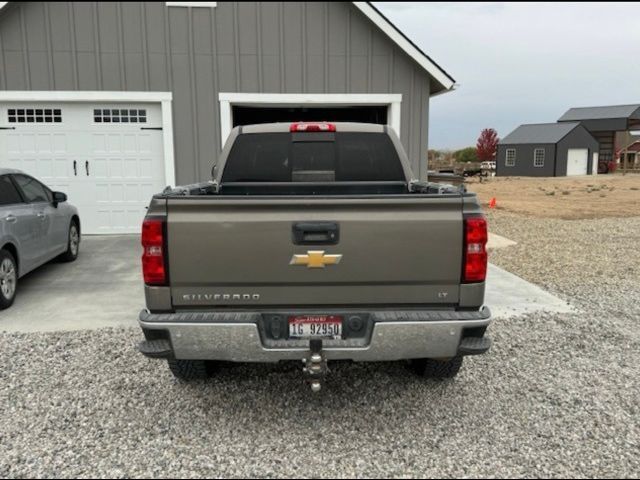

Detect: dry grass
[467, 173, 640, 219]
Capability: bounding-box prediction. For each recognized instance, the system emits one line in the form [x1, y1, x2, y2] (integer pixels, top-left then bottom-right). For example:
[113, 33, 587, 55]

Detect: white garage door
[566, 148, 589, 176]
[0, 102, 166, 234]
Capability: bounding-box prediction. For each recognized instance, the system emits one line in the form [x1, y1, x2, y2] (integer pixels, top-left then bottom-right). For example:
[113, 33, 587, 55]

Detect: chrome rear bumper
[138, 308, 491, 362]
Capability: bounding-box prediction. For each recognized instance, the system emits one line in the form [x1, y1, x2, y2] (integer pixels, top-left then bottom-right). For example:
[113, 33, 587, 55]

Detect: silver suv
[0, 169, 80, 309]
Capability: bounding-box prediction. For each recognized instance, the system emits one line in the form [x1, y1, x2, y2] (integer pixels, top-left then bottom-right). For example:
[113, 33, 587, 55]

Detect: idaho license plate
[288, 315, 343, 339]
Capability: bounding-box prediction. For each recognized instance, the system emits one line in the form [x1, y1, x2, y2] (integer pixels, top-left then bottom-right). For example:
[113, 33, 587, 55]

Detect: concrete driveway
[1, 236, 142, 332]
[0, 235, 571, 333]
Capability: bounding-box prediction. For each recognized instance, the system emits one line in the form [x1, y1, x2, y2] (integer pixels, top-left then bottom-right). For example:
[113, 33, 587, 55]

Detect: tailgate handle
[292, 222, 339, 245]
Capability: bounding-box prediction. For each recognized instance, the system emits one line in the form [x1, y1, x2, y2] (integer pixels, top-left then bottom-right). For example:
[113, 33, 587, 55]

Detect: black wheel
[59, 221, 80, 262]
[409, 355, 464, 380]
[0, 249, 18, 310]
[167, 359, 213, 381]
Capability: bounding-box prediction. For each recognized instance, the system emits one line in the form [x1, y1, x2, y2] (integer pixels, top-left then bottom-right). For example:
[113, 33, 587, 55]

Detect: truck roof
[236, 122, 387, 134]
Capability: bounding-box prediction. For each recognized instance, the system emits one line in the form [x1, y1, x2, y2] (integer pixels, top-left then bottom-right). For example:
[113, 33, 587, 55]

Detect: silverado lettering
[181, 293, 261, 302]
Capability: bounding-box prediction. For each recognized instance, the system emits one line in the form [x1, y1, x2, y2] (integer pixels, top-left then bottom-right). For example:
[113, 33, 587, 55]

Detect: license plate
[288, 315, 343, 339]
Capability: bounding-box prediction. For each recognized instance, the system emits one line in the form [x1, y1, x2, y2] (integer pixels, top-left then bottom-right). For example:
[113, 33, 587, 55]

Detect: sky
[375, 2, 640, 150]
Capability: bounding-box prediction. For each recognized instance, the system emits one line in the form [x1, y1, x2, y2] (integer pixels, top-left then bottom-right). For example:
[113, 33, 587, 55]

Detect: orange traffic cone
[489, 197, 497, 209]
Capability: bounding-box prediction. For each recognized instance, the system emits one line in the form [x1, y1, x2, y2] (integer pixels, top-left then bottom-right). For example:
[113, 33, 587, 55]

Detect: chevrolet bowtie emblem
[289, 251, 342, 269]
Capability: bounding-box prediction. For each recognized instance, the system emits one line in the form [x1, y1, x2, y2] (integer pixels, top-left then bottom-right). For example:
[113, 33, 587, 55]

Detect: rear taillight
[463, 215, 488, 283]
[290, 122, 336, 132]
[142, 218, 167, 286]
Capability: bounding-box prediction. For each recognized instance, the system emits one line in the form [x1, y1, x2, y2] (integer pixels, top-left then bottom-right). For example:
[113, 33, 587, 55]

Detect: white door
[566, 148, 588, 176]
[0, 103, 166, 234]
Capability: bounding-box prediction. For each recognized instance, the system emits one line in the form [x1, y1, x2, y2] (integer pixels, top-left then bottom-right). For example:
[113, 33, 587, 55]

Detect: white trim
[351, 2, 454, 92]
[0, 90, 176, 187]
[218, 92, 402, 146]
[0, 91, 172, 103]
[219, 100, 233, 150]
[218, 93, 403, 104]
[505, 148, 516, 167]
[160, 99, 176, 187]
[165, 2, 217, 7]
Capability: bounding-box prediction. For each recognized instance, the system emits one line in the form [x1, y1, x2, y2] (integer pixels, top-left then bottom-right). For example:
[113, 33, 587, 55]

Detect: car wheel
[0, 250, 18, 310]
[60, 221, 80, 263]
[409, 355, 464, 380]
[167, 359, 214, 381]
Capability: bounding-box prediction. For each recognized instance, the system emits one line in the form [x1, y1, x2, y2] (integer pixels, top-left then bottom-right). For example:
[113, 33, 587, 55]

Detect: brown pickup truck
[137, 122, 491, 391]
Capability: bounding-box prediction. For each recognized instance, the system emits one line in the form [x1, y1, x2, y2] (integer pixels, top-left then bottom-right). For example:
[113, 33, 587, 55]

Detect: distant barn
[558, 104, 640, 172]
[496, 123, 598, 177]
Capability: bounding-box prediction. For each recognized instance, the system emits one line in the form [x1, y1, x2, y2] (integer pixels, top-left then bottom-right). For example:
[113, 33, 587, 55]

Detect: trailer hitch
[302, 339, 328, 392]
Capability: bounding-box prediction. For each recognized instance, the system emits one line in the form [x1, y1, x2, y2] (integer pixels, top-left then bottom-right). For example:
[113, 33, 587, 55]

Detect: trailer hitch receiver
[302, 339, 328, 392]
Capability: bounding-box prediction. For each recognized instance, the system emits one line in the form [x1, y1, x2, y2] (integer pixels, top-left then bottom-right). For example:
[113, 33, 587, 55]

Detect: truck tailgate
[166, 196, 464, 308]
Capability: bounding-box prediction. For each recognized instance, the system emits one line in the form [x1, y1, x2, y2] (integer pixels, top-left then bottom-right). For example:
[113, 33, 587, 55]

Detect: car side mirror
[52, 191, 67, 206]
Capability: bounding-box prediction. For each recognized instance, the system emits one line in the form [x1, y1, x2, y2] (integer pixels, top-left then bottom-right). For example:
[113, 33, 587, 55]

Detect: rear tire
[0, 250, 18, 310]
[167, 359, 212, 381]
[410, 355, 464, 380]
[59, 221, 80, 263]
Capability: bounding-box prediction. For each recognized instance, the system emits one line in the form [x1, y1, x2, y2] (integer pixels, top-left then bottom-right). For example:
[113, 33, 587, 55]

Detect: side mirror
[52, 191, 67, 206]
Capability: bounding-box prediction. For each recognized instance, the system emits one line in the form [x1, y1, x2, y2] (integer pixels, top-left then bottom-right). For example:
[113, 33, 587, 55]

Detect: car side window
[12, 174, 52, 204]
[0, 175, 25, 206]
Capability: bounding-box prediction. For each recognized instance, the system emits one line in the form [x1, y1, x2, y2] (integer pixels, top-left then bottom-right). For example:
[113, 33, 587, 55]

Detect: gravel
[1, 212, 639, 478]
[487, 212, 640, 318]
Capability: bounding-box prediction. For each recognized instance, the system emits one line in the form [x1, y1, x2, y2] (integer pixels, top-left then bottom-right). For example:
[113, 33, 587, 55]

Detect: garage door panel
[7, 134, 21, 153]
[125, 184, 141, 202]
[36, 158, 55, 177]
[10, 157, 37, 172]
[94, 208, 144, 233]
[124, 159, 138, 178]
[110, 210, 126, 231]
[19, 134, 37, 153]
[567, 148, 588, 176]
[111, 184, 125, 202]
[107, 134, 122, 152]
[53, 158, 70, 178]
[47, 182, 72, 194]
[108, 159, 124, 179]
[1, 101, 166, 234]
[91, 158, 107, 178]
[36, 134, 53, 152]
[139, 158, 154, 179]
[53, 134, 67, 153]
[138, 134, 154, 153]
[92, 134, 107, 152]
[123, 134, 137, 153]
[94, 211, 112, 233]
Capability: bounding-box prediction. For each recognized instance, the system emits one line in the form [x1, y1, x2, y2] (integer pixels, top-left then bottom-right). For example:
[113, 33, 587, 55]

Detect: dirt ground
[466, 173, 640, 219]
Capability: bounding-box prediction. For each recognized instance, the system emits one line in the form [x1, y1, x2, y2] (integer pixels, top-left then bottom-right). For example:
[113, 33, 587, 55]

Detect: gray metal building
[496, 122, 599, 177]
[0, 1, 455, 233]
[558, 104, 640, 172]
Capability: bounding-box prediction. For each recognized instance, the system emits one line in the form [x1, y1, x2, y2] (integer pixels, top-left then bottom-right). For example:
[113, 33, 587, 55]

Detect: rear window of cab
[221, 132, 405, 183]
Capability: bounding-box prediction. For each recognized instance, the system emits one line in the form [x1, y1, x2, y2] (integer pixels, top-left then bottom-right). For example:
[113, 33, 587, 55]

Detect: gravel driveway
[1, 212, 639, 478]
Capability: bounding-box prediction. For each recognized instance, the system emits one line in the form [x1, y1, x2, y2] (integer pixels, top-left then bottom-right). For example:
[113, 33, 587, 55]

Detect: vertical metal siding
[497, 144, 557, 177]
[0, 1, 436, 184]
